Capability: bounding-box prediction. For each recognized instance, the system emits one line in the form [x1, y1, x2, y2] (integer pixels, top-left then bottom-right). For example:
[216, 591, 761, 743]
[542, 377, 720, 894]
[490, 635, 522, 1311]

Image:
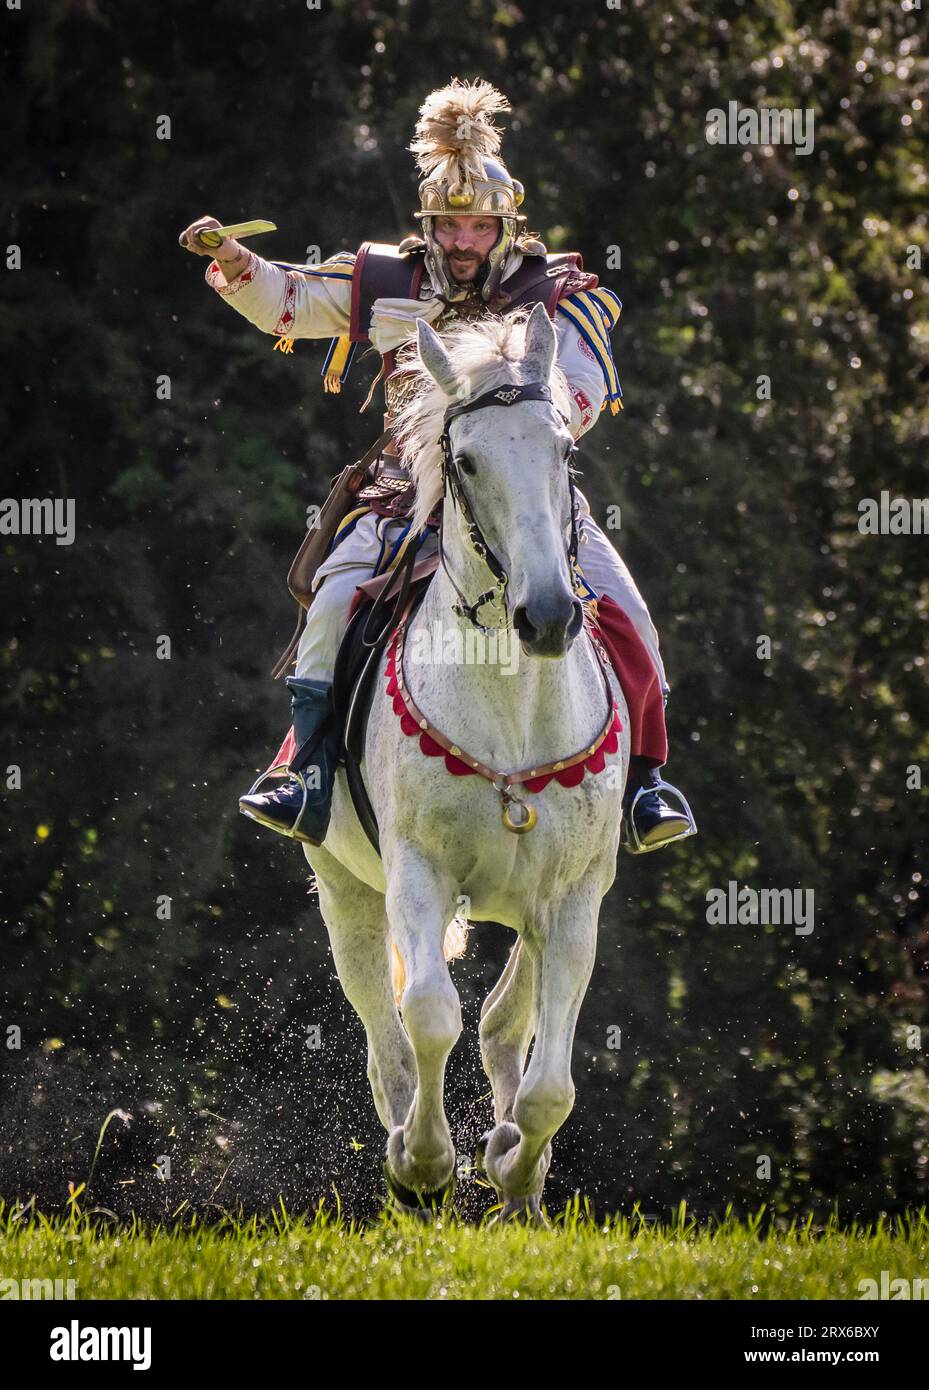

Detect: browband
[441, 381, 556, 435]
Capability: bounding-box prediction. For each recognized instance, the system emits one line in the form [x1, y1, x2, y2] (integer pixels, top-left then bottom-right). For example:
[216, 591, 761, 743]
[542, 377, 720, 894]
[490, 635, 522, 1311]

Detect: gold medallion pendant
[497, 784, 538, 834]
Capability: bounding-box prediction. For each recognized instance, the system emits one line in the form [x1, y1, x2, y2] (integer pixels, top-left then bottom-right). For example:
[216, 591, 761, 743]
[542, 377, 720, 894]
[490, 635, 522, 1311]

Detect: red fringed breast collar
[384, 615, 622, 832]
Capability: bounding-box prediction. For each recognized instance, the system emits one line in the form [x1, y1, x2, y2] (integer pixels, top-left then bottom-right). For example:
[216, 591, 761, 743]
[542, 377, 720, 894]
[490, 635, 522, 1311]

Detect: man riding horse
[179, 78, 695, 856]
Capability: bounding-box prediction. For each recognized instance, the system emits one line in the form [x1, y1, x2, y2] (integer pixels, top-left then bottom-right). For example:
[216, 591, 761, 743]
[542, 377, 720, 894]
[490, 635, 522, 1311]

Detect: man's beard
[448, 253, 488, 287]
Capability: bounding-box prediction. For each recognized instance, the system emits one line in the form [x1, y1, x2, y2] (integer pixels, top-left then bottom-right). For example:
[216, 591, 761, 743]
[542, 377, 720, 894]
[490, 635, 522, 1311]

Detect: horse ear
[522, 301, 556, 383]
[416, 317, 458, 396]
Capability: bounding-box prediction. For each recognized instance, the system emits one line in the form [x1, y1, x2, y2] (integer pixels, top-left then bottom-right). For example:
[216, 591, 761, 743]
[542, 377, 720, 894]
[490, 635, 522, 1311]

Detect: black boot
[239, 678, 341, 845]
[622, 755, 697, 854]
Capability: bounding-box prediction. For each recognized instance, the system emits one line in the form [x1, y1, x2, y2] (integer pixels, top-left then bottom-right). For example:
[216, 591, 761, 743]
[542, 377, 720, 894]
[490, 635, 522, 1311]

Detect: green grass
[2, 1200, 927, 1300]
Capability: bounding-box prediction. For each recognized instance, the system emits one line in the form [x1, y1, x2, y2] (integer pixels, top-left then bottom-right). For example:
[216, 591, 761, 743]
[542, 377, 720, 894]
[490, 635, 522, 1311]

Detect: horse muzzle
[512, 592, 584, 658]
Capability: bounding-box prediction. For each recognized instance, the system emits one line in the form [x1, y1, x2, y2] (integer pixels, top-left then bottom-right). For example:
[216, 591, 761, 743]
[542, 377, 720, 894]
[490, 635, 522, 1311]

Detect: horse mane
[392, 309, 572, 536]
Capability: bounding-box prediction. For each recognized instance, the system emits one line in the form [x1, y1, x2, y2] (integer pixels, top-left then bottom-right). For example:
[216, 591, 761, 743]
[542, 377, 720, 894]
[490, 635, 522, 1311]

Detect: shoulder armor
[495, 250, 598, 319]
[350, 240, 426, 342]
[514, 234, 548, 257]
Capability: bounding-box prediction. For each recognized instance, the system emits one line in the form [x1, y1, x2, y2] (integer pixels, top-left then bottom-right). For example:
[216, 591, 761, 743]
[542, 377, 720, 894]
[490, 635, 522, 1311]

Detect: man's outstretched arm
[179, 215, 353, 340]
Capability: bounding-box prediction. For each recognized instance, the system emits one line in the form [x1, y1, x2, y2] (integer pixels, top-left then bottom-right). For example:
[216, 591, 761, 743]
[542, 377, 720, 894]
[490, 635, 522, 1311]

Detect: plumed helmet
[409, 78, 526, 302]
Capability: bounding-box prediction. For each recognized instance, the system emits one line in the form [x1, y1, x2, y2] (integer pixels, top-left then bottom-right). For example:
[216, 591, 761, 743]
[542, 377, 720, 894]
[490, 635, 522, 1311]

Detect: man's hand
[178, 216, 249, 281]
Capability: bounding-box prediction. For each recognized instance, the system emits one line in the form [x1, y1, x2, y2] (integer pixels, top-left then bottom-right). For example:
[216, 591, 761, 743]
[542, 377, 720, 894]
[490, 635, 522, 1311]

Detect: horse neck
[409, 524, 607, 768]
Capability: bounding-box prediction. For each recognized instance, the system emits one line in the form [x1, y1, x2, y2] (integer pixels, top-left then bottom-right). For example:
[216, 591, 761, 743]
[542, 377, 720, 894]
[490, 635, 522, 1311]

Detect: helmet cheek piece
[479, 217, 518, 302]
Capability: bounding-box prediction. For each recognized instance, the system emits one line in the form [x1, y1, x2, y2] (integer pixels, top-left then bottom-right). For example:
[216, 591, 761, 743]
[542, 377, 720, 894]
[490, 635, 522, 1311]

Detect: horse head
[402, 303, 585, 658]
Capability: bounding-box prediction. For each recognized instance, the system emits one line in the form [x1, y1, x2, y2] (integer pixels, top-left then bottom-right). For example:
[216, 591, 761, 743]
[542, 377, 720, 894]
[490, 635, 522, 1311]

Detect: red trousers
[590, 593, 668, 766]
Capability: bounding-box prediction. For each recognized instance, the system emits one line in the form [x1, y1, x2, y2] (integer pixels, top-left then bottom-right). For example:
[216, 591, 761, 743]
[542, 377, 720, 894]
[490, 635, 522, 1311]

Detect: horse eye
[455, 454, 476, 476]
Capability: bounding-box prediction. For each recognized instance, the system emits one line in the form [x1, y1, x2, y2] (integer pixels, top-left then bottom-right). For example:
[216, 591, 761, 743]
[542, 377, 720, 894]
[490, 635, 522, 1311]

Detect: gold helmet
[409, 79, 526, 302]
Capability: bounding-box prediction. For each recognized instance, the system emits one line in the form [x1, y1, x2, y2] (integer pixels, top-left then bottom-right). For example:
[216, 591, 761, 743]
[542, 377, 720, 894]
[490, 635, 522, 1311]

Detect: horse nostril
[513, 599, 580, 655]
[513, 605, 537, 643]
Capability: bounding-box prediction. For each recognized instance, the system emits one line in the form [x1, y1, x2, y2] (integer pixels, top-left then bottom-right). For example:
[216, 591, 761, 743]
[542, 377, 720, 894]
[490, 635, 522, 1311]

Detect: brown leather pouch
[287, 460, 371, 608]
[271, 429, 392, 679]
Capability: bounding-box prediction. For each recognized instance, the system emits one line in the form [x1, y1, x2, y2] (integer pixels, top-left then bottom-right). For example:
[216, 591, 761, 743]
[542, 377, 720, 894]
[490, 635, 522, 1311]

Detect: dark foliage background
[1, 0, 927, 1222]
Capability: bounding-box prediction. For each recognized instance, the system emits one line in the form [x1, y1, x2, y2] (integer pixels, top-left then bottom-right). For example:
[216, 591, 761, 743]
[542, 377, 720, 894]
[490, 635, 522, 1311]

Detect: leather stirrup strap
[359, 531, 421, 650]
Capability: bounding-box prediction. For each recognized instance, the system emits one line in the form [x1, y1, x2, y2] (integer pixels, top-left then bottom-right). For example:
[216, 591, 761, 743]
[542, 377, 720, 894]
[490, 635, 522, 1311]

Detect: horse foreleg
[309, 847, 415, 1132]
[483, 886, 599, 1214]
[383, 844, 461, 1201]
[479, 937, 535, 1125]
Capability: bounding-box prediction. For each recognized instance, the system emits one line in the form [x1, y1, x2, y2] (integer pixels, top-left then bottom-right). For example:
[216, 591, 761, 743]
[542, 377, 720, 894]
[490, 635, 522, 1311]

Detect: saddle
[331, 544, 440, 856]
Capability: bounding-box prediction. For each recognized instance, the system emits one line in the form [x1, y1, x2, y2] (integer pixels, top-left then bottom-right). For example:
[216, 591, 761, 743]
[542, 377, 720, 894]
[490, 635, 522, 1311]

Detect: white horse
[305, 303, 629, 1221]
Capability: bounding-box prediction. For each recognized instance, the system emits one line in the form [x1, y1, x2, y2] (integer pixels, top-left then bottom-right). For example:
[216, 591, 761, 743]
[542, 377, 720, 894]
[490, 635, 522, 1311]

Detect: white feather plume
[409, 77, 511, 190]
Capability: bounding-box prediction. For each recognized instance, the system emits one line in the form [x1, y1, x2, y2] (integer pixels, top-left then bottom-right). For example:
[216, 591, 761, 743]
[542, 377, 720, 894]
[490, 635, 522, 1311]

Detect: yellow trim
[574, 290, 615, 349]
[383, 525, 420, 574]
[588, 287, 623, 329]
[324, 336, 353, 393]
[567, 297, 612, 357]
[273, 337, 294, 354]
[558, 297, 620, 400]
[294, 255, 355, 278]
[333, 505, 371, 541]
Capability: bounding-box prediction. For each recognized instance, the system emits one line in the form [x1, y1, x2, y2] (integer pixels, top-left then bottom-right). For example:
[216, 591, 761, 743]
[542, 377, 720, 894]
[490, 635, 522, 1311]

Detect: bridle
[437, 381, 581, 633]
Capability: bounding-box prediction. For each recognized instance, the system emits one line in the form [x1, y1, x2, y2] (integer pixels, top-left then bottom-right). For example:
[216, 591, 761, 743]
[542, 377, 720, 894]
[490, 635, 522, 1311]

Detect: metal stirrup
[624, 778, 698, 855]
[240, 763, 311, 842]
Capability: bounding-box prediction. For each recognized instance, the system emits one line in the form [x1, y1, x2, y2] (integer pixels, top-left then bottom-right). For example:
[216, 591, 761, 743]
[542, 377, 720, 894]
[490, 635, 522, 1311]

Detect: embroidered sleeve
[555, 288, 623, 436]
[205, 250, 355, 341]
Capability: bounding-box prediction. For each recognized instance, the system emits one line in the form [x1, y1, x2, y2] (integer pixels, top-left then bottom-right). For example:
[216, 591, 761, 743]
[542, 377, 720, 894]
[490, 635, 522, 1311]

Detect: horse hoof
[487, 1195, 549, 1227]
[482, 1121, 521, 1185]
[383, 1161, 456, 1218]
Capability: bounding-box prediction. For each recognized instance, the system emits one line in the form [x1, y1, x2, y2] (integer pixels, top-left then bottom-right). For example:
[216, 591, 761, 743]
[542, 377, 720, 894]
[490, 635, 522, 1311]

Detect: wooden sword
[195, 219, 277, 248]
